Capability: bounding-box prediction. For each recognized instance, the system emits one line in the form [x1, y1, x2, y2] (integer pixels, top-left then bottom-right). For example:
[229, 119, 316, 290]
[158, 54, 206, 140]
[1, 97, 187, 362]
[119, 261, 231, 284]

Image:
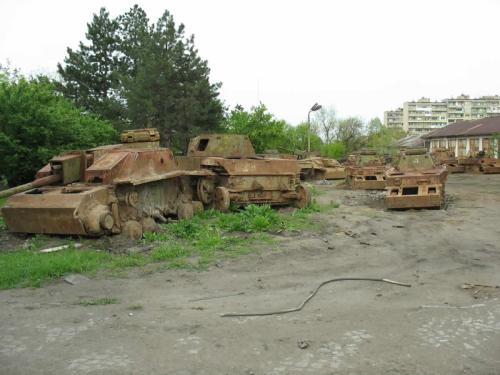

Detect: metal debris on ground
[220, 277, 411, 318]
[297, 340, 311, 349]
[63, 274, 90, 285]
[39, 243, 82, 253]
[188, 292, 245, 302]
[419, 304, 487, 309]
[343, 230, 359, 238]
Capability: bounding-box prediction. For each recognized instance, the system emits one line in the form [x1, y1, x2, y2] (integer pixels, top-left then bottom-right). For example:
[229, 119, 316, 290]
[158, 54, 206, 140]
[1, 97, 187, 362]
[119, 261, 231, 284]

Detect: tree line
[0, 5, 405, 187]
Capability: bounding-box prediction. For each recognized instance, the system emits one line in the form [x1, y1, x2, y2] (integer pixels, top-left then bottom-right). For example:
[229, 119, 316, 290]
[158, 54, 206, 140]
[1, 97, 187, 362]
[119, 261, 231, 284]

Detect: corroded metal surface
[457, 157, 482, 174]
[187, 134, 256, 158]
[480, 158, 500, 174]
[1, 129, 204, 237]
[344, 151, 387, 190]
[299, 157, 345, 180]
[183, 134, 310, 209]
[431, 148, 465, 174]
[385, 148, 448, 209]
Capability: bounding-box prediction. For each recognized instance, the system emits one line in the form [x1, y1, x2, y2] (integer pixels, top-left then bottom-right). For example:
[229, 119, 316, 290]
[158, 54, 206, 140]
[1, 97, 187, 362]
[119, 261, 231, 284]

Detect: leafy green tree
[0, 74, 117, 186]
[57, 5, 224, 149]
[57, 8, 124, 126]
[222, 104, 290, 153]
[365, 117, 406, 155]
[286, 122, 322, 153]
[120, 9, 223, 149]
[336, 117, 364, 153]
[321, 142, 345, 159]
[313, 106, 337, 144]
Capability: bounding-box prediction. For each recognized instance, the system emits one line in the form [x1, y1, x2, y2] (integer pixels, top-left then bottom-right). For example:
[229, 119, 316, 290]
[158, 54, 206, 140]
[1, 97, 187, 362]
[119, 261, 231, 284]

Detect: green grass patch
[0, 202, 335, 289]
[76, 297, 119, 306]
[0, 197, 6, 230]
[308, 184, 324, 197]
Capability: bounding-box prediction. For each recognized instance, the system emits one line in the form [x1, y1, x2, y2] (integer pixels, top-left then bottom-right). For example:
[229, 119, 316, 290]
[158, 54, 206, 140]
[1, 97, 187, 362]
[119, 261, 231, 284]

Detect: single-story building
[421, 116, 500, 157]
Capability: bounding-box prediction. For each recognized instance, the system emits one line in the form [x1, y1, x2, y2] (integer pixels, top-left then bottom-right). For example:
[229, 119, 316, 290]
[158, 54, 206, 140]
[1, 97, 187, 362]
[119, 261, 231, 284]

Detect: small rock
[128, 312, 134, 316]
[126, 244, 154, 254]
[327, 246, 335, 250]
[215, 262, 223, 268]
[63, 274, 89, 285]
[376, 293, 383, 297]
[297, 340, 310, 349]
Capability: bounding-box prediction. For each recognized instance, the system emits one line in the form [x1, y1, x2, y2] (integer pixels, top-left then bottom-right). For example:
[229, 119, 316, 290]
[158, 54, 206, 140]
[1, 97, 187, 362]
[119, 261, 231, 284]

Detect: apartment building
[402, 98, 447, 134]
[383, 108, 403, 128]
[384, 95, 500, 134]
[446, 95, 500, 124]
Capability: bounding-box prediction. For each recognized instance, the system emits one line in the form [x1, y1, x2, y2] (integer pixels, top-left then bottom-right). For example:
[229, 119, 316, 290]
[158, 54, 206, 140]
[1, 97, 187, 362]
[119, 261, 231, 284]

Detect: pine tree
[57, 8, 124, 127]
[57, 6, 224, 148]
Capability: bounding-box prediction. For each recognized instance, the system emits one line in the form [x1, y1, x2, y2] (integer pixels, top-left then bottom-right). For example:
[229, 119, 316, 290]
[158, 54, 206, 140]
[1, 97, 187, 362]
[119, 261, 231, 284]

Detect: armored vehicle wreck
[385, 148, 448, 209]
[1, 129, 205, 238]
[178, 134, 310, 211]
[298, 157, 345, 181]
[344, 150, 387, 190]
[479, 157, 500, 174]
[431, 148, 465, 173]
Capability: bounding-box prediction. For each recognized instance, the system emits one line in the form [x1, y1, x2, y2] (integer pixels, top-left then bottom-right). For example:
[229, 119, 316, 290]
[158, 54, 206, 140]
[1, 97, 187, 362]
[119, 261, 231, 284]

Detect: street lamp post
[307, 103, 322, 153]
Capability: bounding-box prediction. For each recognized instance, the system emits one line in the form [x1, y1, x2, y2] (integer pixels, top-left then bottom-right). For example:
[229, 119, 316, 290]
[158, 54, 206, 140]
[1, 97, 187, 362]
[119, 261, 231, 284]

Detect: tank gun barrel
[0, 174, 61, 199]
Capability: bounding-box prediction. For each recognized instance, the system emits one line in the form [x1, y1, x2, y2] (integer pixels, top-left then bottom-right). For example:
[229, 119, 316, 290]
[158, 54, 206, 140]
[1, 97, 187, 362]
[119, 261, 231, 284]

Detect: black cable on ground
[220, 277, 411, 318]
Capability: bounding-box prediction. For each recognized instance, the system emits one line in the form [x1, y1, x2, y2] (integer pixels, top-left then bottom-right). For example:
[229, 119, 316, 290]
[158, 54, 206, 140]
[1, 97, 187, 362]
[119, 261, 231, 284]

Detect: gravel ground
[1, 173, 499, 375]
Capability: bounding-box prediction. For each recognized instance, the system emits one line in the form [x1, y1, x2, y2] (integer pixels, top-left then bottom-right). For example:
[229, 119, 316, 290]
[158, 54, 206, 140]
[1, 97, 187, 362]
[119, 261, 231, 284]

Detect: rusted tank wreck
[298, 157, 345, 181]
[344, 150, 387, 190]
[385, 148, 447, 209]
[431, 148, 465, 173]
[179, 134, 310, 211]
[1, 129, 206, 238]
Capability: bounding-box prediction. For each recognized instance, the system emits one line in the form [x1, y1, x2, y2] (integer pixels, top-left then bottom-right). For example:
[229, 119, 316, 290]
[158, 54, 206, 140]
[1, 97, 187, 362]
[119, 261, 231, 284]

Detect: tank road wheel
[123, 220, 143, 240]
[295, 184, 311, 209]
[214, 187, 230, 212]
[141, 217, 159, 233]
[192, 201, 204, 214]
[177, 203, 194, 220]
[197, 178, 215, 205]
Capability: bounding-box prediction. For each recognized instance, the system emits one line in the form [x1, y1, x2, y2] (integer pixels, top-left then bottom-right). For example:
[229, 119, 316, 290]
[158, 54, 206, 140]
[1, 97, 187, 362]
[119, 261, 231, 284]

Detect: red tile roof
[422, 116, 500, 138]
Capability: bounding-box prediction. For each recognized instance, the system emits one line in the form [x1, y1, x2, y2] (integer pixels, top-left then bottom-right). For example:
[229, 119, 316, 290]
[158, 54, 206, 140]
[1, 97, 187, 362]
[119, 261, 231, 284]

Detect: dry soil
[1, 173, 500, 375]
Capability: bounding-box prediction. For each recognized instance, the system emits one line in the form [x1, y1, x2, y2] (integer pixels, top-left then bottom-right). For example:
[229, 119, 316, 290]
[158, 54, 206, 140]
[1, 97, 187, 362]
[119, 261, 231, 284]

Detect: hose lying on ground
[220, 277, 411, 318]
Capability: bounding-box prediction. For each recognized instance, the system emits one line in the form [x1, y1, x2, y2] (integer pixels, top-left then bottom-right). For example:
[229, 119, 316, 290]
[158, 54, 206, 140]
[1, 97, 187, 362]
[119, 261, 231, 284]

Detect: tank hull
[480, 158, 500, 174]
[182, 134, 310, 210]
[386, 194, 443, 209]
[345, 166, 387, 190]
[2, 186, 110, 235]
[385, 162, 447, 209]
[1, 129, 204, 238]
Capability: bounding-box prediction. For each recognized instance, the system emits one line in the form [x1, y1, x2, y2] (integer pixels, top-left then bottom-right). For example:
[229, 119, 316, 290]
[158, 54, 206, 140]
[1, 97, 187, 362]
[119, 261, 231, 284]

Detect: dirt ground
[1, 173, 500, 375]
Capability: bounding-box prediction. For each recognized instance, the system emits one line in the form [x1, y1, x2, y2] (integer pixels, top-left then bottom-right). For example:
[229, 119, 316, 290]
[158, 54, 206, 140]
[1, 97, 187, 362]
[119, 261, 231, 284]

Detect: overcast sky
[1, 0, 500, 124]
